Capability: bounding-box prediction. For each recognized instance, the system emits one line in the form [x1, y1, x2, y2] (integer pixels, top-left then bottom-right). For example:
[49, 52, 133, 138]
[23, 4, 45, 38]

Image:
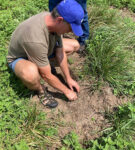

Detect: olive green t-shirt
[7, 12, 63, 67]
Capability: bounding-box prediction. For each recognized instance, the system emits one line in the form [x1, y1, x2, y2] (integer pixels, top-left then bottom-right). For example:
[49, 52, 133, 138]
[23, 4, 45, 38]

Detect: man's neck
[45, 14, 56, 33]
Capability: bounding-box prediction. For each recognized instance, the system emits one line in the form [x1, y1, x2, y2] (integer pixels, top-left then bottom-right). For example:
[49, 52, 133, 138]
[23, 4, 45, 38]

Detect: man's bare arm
[38, 64, 77, 100]
[55, 48, 80, 93]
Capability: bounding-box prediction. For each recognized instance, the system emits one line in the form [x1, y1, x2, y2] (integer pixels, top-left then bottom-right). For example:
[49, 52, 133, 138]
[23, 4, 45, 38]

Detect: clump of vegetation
[84, 101, 135, 150]
[61, 132, 83, 150]
[88, 6, 121, 30]
[85, 5, 135, 96]
[86, 25, 135, 96]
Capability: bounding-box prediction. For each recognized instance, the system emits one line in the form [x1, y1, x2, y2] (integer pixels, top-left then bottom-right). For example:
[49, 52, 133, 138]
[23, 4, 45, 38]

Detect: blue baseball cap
[56, 0, 84, 36]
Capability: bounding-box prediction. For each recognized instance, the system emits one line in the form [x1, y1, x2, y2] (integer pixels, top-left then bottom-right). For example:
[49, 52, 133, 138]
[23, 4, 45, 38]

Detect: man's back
[7, 12, 62, 67]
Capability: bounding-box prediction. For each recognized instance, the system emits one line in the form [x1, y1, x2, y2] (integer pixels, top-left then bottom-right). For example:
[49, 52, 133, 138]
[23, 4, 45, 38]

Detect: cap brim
[71, 23, 83, 36]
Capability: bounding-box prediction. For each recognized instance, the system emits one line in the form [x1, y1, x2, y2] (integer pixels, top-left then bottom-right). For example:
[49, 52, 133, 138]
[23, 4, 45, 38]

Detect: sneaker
[38, 87, 58, 108]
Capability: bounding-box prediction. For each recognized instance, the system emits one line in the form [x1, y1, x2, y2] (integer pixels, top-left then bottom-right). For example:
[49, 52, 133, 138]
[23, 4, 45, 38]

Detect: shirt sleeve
[23, 42, 49, 67]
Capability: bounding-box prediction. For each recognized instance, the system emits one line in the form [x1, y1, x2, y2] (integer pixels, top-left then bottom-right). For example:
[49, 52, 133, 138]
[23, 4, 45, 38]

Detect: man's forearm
[42, 73, 70, 94]
[56, 50, 71, 81]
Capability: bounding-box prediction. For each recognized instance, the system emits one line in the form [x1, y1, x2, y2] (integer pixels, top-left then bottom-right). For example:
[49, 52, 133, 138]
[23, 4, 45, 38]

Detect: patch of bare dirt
[31, 52, 129, 142]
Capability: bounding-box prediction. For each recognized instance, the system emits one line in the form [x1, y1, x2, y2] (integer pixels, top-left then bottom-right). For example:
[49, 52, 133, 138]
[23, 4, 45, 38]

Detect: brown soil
[31, 52, 128, 143]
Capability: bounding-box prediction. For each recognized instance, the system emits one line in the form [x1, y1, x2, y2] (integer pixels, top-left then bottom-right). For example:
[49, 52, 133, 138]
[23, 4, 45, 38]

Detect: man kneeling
[7, 0, 84, 108]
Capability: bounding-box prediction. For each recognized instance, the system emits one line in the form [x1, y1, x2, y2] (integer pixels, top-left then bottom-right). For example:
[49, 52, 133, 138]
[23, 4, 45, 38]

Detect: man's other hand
[67, 78, 80, 93]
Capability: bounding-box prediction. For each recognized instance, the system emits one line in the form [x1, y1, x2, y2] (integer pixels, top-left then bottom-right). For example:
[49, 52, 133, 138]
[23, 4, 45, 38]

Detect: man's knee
[74, 40, 80, 52]
[19, 64, 40, 84]
[63, 38, 80, 54]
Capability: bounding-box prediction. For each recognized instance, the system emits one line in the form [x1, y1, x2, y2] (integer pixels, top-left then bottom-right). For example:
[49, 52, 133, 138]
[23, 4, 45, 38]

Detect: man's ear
[56, 16, 64, 24]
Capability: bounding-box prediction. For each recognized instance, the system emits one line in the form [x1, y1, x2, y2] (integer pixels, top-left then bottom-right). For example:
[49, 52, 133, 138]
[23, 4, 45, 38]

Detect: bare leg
[62, 38, 80, 54]
[14, 59, 44, 93]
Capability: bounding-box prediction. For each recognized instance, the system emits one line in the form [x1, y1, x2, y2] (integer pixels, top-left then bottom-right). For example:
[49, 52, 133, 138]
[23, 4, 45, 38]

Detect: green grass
[1, 0, 135, 149]
[85, 5, 135, 96]
[0, 0, 62, 149]
[87, 0, 135, 12]
[61, 132, 83, 150]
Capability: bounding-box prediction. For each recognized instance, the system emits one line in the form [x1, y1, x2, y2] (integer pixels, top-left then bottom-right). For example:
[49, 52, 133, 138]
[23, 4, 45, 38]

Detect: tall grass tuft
[85, 6, 135, 96]
[88, 6, 122, 31]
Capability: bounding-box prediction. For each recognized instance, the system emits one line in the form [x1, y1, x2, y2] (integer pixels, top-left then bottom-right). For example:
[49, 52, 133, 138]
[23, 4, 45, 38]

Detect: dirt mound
[31, 52, 128, 141]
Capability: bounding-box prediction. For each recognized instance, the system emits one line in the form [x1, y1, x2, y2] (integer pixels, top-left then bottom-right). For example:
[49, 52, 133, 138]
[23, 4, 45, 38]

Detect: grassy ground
[0, 0, 60, 149]
[0, 0, 135, 149]
[87, 0, 135, 12]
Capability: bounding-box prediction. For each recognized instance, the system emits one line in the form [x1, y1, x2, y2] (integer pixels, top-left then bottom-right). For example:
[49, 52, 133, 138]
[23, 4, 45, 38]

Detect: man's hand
[64, 89, 78, 101]
[66, 78, 80, 93]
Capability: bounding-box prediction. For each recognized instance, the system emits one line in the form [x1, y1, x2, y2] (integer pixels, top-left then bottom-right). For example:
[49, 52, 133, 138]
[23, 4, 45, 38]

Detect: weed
[61, 132, 83, 150]
[87, 5, 122, 31]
